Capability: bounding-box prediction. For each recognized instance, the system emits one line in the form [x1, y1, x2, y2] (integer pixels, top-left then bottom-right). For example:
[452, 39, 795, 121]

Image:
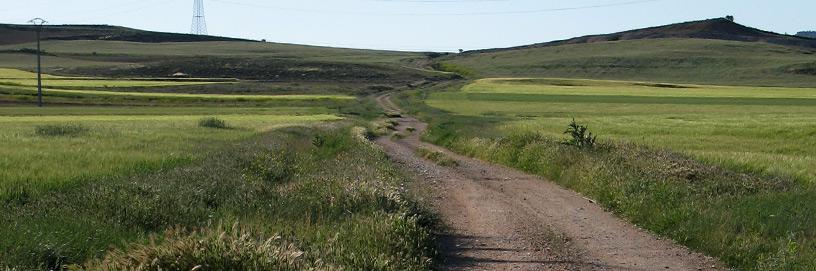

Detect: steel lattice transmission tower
[190, 0, 207, 35]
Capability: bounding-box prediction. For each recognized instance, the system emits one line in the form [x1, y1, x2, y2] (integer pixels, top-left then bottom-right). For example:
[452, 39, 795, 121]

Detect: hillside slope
[0, 24, 248, 45]
[441, 19, 816, 87]
[474, 18, 816, 53]
[0, 24, 453, 84]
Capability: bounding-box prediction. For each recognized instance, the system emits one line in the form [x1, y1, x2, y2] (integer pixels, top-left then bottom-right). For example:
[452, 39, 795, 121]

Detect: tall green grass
[427, 79, 816, 183]
[0, 112, 341, 202]
[34, 124, 89, 137]
[1, 126, 436, 270]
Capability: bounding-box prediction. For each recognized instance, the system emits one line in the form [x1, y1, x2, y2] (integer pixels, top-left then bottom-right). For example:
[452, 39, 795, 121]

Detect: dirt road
[374, 94, 724, 271]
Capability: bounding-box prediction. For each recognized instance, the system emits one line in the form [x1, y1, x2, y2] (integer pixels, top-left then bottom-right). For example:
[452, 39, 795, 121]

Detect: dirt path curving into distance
[374, 93, 725, 271]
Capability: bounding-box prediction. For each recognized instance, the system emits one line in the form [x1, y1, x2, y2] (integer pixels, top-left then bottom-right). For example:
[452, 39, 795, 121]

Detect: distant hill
[798, 31, 816, 39]
[0, 24, 251, 45]
[0, 24, 450, 84]
[439, 18, 816, 87]
[471, 18, 816, 54]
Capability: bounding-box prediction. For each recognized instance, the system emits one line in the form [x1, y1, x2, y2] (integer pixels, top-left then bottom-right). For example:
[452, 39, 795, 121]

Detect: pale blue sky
[1, 0, 813, 51]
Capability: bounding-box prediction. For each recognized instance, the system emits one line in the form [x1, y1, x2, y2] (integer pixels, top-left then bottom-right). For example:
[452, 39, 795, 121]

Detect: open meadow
[0, 108, 341, 201]
[0, 62, 436, 269]
[1, 123, 436, 270]
[4, 15, 816, 270]
[427, 78, 816, 182]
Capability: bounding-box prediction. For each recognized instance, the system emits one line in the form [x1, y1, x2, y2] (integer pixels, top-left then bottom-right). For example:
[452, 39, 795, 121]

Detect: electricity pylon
[191, 0, 207, 35]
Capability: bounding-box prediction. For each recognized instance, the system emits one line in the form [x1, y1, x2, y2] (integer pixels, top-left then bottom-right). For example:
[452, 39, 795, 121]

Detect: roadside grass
[401, 79, 816, 270]
[391, 132, 406, 140]
[427, 130, 815, 270]
[1, 126, 436, 270]
[0, 111, 341, 202]
[427, 78, 816, 182]
[416, 148, 458, 167]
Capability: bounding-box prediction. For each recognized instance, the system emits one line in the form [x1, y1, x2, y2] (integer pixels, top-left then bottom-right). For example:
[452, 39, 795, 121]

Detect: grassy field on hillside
[0, 40, 420, 62]
[0, 78, 219, 88]
[0, 124, 436, 270]
[0, 68, 359, 107]
[428, 78, 816, 182]
[404, 79, 816, 270]
[0, 108, 341, 202]
[1, 87, 354, 101]
[0, 40, 445, 83]
[0, 106, 333, 116]
[0, 33, 444, 270]
[0, 68, 224, 88]
[0, 59, 436, 269]
[441, 39, 816, 87]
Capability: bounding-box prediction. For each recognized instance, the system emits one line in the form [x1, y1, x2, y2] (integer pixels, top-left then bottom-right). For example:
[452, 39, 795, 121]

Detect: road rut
[374, 93, 724, 271]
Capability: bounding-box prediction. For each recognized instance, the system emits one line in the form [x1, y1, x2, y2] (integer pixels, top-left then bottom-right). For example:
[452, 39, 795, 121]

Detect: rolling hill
[472, 18, 816, 53]
[442, 18, 816, 87]
[0, 24, 249, 45]
[0, 24, 452, 87]
[4, 19, 816, 88]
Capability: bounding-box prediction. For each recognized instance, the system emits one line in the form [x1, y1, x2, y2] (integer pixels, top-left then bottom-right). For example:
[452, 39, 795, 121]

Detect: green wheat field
[427, 78, 816, 182]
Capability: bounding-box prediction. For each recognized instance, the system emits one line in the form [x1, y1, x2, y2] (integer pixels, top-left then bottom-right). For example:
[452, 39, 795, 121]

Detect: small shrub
[198, 117, 228, 129]
[35, 124, 89, 137]
[417, 148, 458, 167]
[363, 128, 378, 140]
[386, 120, 399, 129]
[391, 132, 406, 140]
[243, 150, 296, 184]
[424, 52, 448, 58]
[563, 118, 597, 148]
[311, 131, 355, 159]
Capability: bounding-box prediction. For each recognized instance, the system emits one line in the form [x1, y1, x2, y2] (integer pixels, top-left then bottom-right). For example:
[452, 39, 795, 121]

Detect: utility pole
[29, 18, 47, 107]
